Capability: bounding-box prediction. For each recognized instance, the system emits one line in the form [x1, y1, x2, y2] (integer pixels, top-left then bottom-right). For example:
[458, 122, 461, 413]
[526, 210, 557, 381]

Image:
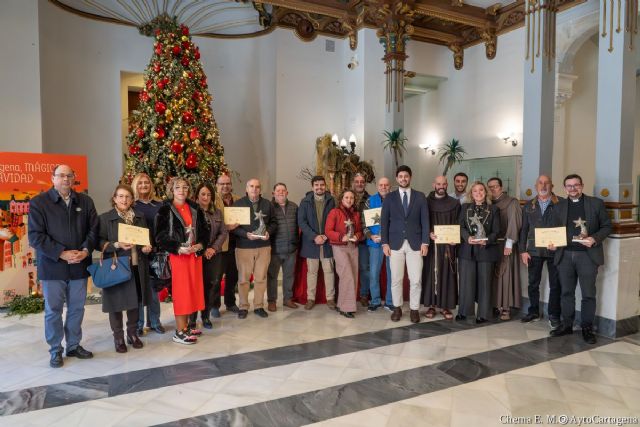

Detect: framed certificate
[535, 227, 567, 247]
[363, 208, 382, 227]
[433, 225, 460, 244]
[223, 207, 251, 225]
[117, 223, 151, 246]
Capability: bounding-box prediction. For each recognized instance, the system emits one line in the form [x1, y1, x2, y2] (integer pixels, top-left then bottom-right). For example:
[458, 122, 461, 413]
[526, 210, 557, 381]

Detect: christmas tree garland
[125, 14, 227, 196]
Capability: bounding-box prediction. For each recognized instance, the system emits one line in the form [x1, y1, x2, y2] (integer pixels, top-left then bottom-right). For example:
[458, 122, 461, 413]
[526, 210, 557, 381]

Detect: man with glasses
[28, 164, 98, 368]
[549, 174, 611, 344]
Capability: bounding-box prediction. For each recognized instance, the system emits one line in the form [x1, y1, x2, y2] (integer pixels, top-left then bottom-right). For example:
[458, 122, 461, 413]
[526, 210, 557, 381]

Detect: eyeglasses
[53, 173, 75, 179]
[115, 194, 132, 200]
[565, 184, 583, 189]
[487, 185, 500, 189]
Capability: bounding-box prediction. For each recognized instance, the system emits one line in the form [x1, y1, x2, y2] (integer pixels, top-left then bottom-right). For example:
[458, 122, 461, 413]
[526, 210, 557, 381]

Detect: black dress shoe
[227, 305, 240, 313]
[455, 314, 466, 321]
[127, 334, 144, 349]
[66, 345, 93, 359]
[390, 307, 402, 322]
[151, 324, 166, 334]
[521, 313, 540, 323]
[238, 309, 248, 319]
[254, 308, 269, 318]
[582, 326, 597, 344]
[50, 352, 63, 368]
[114, 338, 127, 353]
[550, 326, 573, 337]
[202, 318, 213, 329]
[475, 317, 487, 324]
[410, 310, 420, 324]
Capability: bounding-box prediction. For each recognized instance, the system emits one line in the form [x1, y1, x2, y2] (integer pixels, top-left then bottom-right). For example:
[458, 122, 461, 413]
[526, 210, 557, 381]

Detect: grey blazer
[551, 195, 612, 266]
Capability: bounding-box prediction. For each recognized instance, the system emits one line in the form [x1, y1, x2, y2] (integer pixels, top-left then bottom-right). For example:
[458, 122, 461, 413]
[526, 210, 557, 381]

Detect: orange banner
[0, 152, 88, 198]
[0, 152, 88, 305]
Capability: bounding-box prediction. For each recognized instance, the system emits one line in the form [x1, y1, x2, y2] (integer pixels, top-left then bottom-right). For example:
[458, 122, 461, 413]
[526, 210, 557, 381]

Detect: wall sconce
[498, 132, 518, 147]
[419, 143, 436, 155]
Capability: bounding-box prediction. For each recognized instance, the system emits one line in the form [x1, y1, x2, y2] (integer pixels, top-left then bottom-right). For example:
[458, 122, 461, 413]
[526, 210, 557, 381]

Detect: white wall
[0, 0, 42, 153]
[404, 29, 525, 193]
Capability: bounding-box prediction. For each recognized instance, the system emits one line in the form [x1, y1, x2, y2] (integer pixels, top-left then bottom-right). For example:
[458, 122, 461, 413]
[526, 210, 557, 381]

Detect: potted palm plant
[438, 139, 467, 176]
[382, 129, 408, 169]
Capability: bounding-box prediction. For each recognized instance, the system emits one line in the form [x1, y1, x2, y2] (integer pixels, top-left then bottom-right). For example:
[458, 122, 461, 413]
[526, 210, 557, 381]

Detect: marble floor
[0, 291, 638, 427]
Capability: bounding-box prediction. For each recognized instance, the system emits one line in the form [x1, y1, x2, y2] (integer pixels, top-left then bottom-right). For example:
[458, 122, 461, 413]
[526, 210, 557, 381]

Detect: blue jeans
[138, 290, 161, 329]
[42, 279, 87, 355]
[368, 246, 391, 306]
[358, 244, 370, 298]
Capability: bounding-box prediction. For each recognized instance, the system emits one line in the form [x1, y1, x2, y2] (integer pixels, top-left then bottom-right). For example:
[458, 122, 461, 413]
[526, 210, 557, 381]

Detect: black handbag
[87, 243, 132, 289]
[149, 209, 172, 290]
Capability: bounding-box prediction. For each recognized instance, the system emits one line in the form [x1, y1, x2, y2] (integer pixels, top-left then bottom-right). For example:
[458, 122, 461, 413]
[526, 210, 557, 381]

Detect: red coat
[325, 206, 363, 245]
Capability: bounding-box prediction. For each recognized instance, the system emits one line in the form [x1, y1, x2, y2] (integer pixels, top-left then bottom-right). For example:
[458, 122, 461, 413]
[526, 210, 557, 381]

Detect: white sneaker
[173, 330, 197, 345]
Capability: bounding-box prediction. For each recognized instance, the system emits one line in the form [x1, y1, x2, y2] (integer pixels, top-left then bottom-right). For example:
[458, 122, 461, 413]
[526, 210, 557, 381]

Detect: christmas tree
[124, 15, 227, 195]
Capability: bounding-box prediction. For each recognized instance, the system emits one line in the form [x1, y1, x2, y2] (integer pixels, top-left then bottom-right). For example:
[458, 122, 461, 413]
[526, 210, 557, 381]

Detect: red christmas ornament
[188, 72, 194, 79]
[181, 56, 190, 67]
[194, 48, 201, 60]
[153, 62, 161, 72]
[139, 91, 150, 102]
[155, 126, 166, 139]
[129, 145, 140, 155]
[192, 91, 201, 102]
[182, 111, 194, 124]
[135, 128, 145, 139]
[185, 153, 198, 169]
[154, 44, 163, 55]
[200, 77, 207, 87]
[155, 101, 166, 114]
[154, 29, 161, 36]
[157, 80, 165, 90]
[189, 128, 200, 140]
[181, 25, 189, 36]
[146, 80, 153, 90]
[181, 41, 190, 50]
[172, 45, 181, 56]
[170, 140, 183, 154]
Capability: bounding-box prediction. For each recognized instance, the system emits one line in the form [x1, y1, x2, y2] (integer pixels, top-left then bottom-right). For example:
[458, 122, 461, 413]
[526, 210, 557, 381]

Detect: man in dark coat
[519, 175, 562, 328]
[297, 176, 336, 310]
[28, 164, 98, 368]
[422, 176, 460, 320]
[549, 174, 611, 344]
[267, 183, 299, 311]
[381, 165, 430, 323]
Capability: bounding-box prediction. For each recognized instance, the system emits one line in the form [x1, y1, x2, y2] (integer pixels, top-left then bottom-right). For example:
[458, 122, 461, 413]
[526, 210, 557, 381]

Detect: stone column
[591, 0, 640, 337]
[521, 0, 557, 199]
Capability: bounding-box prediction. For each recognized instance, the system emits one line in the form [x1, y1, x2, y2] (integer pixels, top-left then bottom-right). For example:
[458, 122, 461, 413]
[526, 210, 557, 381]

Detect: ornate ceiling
[51, 0, 585, 65]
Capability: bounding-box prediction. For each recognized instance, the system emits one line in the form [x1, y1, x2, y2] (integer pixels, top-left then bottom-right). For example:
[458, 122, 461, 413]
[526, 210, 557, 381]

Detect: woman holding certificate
[98, 184, 153, 353]
[155, 178, 209, 345]
[457, 182, 501, 324]
[325, 189, 363, 318]
[188, 183, 228, 330]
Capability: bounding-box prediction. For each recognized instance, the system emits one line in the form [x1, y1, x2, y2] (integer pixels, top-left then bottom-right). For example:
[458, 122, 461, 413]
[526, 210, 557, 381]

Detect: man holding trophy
[232, 179, 277, 319]
[549, 174, 611, 344]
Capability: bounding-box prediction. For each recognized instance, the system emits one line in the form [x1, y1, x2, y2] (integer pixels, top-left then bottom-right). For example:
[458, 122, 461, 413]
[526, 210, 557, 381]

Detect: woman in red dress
[154, 177, 209, 344]
[325, 189, 363, 318]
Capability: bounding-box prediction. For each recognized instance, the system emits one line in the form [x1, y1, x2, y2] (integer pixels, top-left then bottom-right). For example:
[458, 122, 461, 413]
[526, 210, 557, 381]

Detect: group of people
[28, 163, 611, 369]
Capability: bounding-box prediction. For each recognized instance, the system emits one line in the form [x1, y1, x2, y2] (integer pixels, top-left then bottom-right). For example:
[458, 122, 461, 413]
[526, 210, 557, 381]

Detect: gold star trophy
[572, 217, 589, 243]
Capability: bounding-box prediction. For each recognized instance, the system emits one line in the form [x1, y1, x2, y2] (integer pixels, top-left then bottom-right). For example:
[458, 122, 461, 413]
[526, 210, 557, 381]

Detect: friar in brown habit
[488, 177, 522, 320]
[422, 176, 461, 320]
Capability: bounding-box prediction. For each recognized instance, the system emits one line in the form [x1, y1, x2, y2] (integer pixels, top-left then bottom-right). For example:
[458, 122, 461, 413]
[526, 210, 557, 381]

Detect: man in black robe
[422, 176, 461, 320]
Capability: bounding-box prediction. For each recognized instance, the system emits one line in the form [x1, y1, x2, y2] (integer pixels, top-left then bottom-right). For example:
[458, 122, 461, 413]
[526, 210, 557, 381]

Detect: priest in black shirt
[549, 174, 611, 344]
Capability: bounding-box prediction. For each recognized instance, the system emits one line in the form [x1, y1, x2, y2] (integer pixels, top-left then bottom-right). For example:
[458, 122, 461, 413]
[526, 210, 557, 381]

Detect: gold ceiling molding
[50, 0, 586, 69]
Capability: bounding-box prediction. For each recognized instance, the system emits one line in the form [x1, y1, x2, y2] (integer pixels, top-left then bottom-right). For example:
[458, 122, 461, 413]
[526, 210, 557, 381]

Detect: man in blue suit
[381, 165, 430, 323]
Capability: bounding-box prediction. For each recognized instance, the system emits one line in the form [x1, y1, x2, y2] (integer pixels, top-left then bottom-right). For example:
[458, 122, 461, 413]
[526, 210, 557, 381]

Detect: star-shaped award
[573, 217, 588, 238]
[372, 213, 381, 225]
[344, 218, 355, 239]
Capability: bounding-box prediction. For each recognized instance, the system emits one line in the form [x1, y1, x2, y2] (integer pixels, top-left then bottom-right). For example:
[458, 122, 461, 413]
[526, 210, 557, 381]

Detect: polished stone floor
[0, 291, 638, 427]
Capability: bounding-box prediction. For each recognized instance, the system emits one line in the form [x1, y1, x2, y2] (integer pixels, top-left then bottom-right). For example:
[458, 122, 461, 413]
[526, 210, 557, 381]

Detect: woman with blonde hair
[155, 177, 209, 344]
[98, 184, 152, 352]
[457, 181, 500, 324]
[131, 172, 165, 335]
